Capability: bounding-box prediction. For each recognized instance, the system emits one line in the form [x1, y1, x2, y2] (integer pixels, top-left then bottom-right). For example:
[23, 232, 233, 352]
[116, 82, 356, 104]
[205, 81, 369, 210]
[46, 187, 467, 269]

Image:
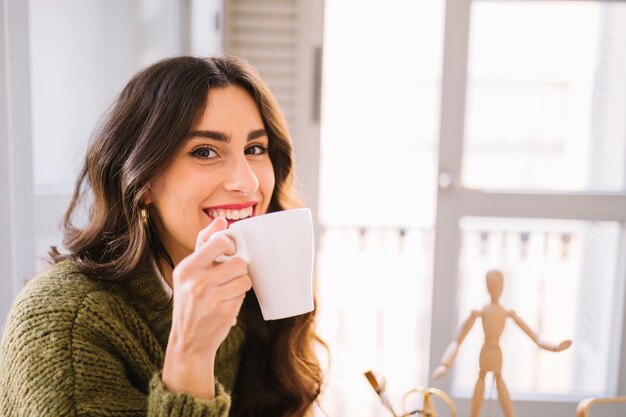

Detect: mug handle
[208, 227, 251, 264]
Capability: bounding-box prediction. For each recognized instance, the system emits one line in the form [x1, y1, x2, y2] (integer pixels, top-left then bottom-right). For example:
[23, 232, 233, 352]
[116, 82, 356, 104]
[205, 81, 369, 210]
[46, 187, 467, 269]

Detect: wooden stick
[576, 396, 626, 417]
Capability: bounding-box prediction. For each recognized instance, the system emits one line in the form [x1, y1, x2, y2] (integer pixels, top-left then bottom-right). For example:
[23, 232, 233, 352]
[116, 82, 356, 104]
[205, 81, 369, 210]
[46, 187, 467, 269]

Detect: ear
[140, 186, 153, 206]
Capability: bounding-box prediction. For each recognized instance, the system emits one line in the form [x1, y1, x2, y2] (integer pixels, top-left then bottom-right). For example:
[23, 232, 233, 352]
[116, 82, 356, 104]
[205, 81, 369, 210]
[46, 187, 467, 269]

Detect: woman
[0, 56, 325, 416]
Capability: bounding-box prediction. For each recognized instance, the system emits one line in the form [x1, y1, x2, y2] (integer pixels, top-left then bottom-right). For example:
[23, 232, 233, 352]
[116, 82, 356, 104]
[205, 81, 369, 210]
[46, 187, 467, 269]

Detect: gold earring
[140, 207, 149, 225]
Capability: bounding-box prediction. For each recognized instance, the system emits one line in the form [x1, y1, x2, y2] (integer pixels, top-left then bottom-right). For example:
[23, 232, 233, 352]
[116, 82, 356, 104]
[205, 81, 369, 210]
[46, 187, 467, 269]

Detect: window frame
[0, 0, 35, 332]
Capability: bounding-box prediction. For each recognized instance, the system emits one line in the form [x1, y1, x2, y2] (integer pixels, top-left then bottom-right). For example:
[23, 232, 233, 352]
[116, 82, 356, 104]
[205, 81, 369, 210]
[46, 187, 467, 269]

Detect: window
[464, 2, 626, 192]
[318, 0, 444, 414]
[433, 1, 626, 416]
[318, 1, 626, 416]
[455, 218, 622, 396]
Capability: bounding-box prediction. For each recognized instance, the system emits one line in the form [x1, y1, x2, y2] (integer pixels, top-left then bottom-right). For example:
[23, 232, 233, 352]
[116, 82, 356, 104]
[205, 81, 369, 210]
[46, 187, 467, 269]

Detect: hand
[162, 218, 252, 399]
[555, 340, 572, 352]
[537, 338, 572, 352]
[432, 365, 448, 380]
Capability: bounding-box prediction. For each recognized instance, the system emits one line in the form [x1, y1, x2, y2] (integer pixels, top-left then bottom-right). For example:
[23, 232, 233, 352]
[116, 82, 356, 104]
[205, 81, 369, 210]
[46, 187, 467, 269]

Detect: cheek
[150, 183, 207, 253]
[260, 163, 276, 200]
[150, 171, 208, 226]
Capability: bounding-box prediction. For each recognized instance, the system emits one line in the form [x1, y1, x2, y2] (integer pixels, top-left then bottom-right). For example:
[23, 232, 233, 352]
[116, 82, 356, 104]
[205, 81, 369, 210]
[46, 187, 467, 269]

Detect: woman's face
[145, 85, 276, 264]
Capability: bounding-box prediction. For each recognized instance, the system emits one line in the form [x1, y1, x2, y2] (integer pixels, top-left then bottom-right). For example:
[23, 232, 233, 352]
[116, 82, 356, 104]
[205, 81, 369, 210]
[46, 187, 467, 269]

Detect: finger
[558, 340, 572, 351]
[193, 258, 249, 288]
[221, 295, 247, 326]
[177, 235, 237, 276]
[195, 217, 228, 250]
[214, 287, 249, 305]
[218, 274, 252, 300]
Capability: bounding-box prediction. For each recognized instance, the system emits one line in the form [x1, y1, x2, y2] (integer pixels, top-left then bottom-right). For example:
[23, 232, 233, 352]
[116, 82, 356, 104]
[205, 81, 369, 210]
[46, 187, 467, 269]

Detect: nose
[222, 154, 259, 196]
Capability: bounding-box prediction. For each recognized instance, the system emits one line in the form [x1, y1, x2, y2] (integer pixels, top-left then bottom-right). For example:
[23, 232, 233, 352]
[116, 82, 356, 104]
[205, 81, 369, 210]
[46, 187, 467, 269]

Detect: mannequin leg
[494, 372, 515, 417]
[470, 371, 487, 417]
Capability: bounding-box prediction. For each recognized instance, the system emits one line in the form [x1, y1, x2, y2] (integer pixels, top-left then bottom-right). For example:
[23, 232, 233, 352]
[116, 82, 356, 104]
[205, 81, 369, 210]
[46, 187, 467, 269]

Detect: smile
[207, 206, 253, 220]
[203, 202, 257, 224]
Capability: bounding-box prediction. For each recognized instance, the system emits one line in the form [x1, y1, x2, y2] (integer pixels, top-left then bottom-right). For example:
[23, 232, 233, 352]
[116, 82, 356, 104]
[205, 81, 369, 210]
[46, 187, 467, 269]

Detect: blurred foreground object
[364, 370, 398, 416]
[364, 370, 457, 417]
[576, 396, 626, 417]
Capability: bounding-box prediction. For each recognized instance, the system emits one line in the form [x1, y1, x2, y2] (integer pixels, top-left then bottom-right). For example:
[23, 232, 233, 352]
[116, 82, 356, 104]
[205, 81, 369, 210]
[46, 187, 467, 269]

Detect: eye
[245, 145, 268, 156]
[190, 146, 218, 160]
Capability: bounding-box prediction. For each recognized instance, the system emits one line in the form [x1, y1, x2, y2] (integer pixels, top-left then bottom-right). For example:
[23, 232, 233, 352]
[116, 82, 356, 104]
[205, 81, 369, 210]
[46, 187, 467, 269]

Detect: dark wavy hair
[50, 56, 324, 417]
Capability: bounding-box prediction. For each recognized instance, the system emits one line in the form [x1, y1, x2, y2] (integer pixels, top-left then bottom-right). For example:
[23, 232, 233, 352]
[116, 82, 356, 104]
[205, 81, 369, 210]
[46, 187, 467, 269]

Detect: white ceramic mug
[210, 208, 315, 320]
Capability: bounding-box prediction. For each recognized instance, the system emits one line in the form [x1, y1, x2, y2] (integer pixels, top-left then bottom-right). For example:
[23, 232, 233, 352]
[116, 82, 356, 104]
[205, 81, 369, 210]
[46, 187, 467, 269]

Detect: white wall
[29, 0, 184, 192]
[1, 0, 193, 331]
[28, 0, 187, 271]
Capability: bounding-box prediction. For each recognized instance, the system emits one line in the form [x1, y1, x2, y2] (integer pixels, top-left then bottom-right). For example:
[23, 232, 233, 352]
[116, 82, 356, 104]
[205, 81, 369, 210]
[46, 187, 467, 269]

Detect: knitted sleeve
[0, 287, 231, 417]
[148, 374, 230, 417]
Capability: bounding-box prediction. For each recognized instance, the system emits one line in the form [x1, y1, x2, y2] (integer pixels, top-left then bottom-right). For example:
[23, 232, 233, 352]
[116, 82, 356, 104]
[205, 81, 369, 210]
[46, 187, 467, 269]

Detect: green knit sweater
[0, 259, 246, 416]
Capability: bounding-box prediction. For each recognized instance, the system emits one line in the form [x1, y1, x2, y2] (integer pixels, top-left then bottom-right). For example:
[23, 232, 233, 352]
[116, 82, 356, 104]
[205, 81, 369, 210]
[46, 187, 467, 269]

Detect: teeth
[208, 206, 253, 220]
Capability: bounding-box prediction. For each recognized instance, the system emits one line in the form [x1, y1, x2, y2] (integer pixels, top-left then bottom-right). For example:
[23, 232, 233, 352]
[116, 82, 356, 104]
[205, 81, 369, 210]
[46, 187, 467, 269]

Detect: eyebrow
[186, 129, 267, 143]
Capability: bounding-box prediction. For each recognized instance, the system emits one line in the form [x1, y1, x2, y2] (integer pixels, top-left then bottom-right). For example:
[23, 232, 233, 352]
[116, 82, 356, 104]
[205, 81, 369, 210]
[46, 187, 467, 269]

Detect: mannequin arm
[509, 310, 572, 352]
[432, 310, 480, 380]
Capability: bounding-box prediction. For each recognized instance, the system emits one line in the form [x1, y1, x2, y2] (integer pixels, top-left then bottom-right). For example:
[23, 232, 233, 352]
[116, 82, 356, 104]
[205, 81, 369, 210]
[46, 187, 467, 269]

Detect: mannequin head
[486, 269, 504, 302]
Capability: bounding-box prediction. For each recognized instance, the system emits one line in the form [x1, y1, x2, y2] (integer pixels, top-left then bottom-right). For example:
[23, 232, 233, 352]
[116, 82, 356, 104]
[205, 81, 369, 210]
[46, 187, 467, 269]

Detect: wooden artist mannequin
[432, 270, 572, 417]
